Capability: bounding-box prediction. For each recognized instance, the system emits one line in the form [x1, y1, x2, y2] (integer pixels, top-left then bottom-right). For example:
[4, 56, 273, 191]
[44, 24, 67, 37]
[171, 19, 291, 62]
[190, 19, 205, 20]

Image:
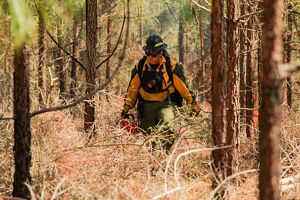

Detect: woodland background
[0, 0, 299, 199]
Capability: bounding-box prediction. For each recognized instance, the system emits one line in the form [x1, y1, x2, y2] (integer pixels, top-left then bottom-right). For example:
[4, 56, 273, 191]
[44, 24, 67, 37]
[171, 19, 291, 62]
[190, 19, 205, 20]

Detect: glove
[191, 101, 201, 116]
[121, 105, 130, 118]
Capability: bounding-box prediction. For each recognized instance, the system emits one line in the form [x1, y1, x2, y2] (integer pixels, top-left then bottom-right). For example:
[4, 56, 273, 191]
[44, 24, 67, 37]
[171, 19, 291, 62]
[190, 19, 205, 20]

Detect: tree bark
[198, 16, 205, 101]
[106, 9, 112, 82]
[38, 13, 47, 107]
[211, 0, 226, 188]
[56, 20, 66, 101]
[259, 0, 283, 199]
[12, 44, 32, 199]
[84, 0, 97, 134]
[239, 3, 246, 128]
[245, 5, 254, 138]
[285, 4, 293, 108]
[138, 4, 143, 47]
[178, 7, 185, 64]
[225, 0, 239, 177]
[70, 16, 79, 102]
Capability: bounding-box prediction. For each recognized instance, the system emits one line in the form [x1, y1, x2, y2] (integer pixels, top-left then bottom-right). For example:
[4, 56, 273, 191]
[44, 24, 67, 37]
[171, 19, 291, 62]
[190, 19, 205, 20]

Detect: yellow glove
[191, 101, 201, 116]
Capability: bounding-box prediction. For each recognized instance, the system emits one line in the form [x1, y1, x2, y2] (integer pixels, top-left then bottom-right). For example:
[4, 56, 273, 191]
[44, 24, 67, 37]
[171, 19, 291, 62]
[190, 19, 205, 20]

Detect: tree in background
[84, 0, 97, 134]
[178, 0, 185, 64]
[70, 14, 80, 103]
[285, 3, 293, 107]
[259, 0, 284, 199]
[55, 18, 66, 101]
[37, 4, 47, 108]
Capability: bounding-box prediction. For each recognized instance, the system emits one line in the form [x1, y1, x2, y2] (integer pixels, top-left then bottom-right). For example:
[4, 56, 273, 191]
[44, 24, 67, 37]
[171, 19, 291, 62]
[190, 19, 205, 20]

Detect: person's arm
[172, 63, 200, 114]
[172, 63, 196, 104]
[122, 65, 141, 116]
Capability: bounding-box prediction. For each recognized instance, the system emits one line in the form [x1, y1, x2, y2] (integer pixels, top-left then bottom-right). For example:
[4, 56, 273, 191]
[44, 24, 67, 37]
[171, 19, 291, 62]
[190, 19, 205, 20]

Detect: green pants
[138, 101, 176, 152]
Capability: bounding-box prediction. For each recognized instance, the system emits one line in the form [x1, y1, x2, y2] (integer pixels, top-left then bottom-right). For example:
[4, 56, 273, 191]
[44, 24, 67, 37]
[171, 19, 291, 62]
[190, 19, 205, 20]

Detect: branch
[30, 0, 130, 118]
[96, 8, 126, 70]
[189, 0, 211, 13]
[0, 117, 14, 121]
[163, 0, 179, 23]
[209, 169, 258, 200]
[292, 10, 300, 16]
[46, 29, 86, 71]
[236, 10, 264, 23]
[292, 15, 300, 39]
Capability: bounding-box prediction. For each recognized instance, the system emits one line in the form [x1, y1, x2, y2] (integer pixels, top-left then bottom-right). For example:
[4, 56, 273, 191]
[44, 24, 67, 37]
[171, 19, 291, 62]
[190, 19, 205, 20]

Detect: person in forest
[121, 34, 200, 152]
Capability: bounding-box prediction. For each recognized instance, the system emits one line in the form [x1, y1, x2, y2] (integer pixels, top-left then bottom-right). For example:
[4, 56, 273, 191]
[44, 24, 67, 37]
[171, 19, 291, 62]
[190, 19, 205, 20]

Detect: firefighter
[121, 34, 200, 152]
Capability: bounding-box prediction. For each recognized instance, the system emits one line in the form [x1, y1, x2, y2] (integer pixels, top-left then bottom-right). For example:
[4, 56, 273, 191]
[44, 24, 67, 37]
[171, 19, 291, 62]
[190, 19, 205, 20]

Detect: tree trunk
[259, 0, 283, 199]
[38, 13, 47, 107]
[257, 1, 264, 109]
[211, 0, 226, 189]
[84, 0, 97, 134]
[198, 17, 205, 101]
[245, 5, 254, 138]
[12, 44, 32, 199]
[285, 4, 293, 108]
[106, 9, 112, 82]
[70, 16, 79, 102]
[239, 3, 246, 129]
[56, 20, 66, 101]
[178, 7, 184, 64]
[226, 0, 239, 177]
[138, 4, 143, 47]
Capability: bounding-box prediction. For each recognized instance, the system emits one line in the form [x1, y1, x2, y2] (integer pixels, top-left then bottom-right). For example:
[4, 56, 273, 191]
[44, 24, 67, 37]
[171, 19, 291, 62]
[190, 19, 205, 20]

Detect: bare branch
[30, 0, 130, 118]
[96, 9, 126, 70]
[189, 0, 211, 13]
[292, 15, 300, 39]
[163, 0, 179, 23]
[236, 10, 264, 23]
[46, 29, 86, 71]
[0, 116, 14, 121]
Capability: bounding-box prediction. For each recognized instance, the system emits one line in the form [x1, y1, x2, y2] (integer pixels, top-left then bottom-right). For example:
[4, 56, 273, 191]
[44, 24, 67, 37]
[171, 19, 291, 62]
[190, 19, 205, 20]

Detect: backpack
[137, 56, 183, 106]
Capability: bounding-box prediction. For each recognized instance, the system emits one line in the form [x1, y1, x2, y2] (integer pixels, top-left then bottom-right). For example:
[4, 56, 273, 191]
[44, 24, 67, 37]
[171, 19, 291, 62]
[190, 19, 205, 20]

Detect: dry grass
[0, 90, 300, 199]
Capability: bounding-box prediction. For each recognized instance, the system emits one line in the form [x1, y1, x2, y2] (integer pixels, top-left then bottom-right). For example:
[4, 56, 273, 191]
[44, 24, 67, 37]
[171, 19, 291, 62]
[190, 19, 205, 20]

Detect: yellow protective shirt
[124, 56, 195, 109]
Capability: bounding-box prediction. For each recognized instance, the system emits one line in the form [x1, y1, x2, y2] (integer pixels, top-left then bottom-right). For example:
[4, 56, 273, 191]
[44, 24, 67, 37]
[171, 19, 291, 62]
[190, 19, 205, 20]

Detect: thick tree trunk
[84, 0, 97, 134]
[38, 13, 47, 107]
[12, 44, 32, 199]
[285, 4, 293, 108]
[245, 5, 254, 138]
[259, 0, 283, 199]
[226, 0, 239, 177]
[211, 0, 226, 188]
[178, 8, 184, 64]
[70, 16, 79, 102]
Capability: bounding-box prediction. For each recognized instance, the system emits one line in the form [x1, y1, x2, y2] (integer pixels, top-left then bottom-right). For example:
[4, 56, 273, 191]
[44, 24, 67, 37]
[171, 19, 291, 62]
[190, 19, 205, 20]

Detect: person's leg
[139, 101, 161, 132]
[157, 104, 176, 153]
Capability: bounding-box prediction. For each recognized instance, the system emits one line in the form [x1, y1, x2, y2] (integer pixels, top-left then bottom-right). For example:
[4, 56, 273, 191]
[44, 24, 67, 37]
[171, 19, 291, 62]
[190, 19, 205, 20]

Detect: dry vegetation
[1, 82, 300, 199]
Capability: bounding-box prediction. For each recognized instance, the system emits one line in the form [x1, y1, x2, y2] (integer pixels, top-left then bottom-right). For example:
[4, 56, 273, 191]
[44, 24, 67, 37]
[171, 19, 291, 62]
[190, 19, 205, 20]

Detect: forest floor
[0, 95, 300, 200]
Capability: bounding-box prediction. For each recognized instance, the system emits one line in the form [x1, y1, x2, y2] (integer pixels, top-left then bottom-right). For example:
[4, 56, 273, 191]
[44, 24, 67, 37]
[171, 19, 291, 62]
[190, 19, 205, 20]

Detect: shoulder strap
[165, 56, 173, 85]
[137, 56, 147, 79]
